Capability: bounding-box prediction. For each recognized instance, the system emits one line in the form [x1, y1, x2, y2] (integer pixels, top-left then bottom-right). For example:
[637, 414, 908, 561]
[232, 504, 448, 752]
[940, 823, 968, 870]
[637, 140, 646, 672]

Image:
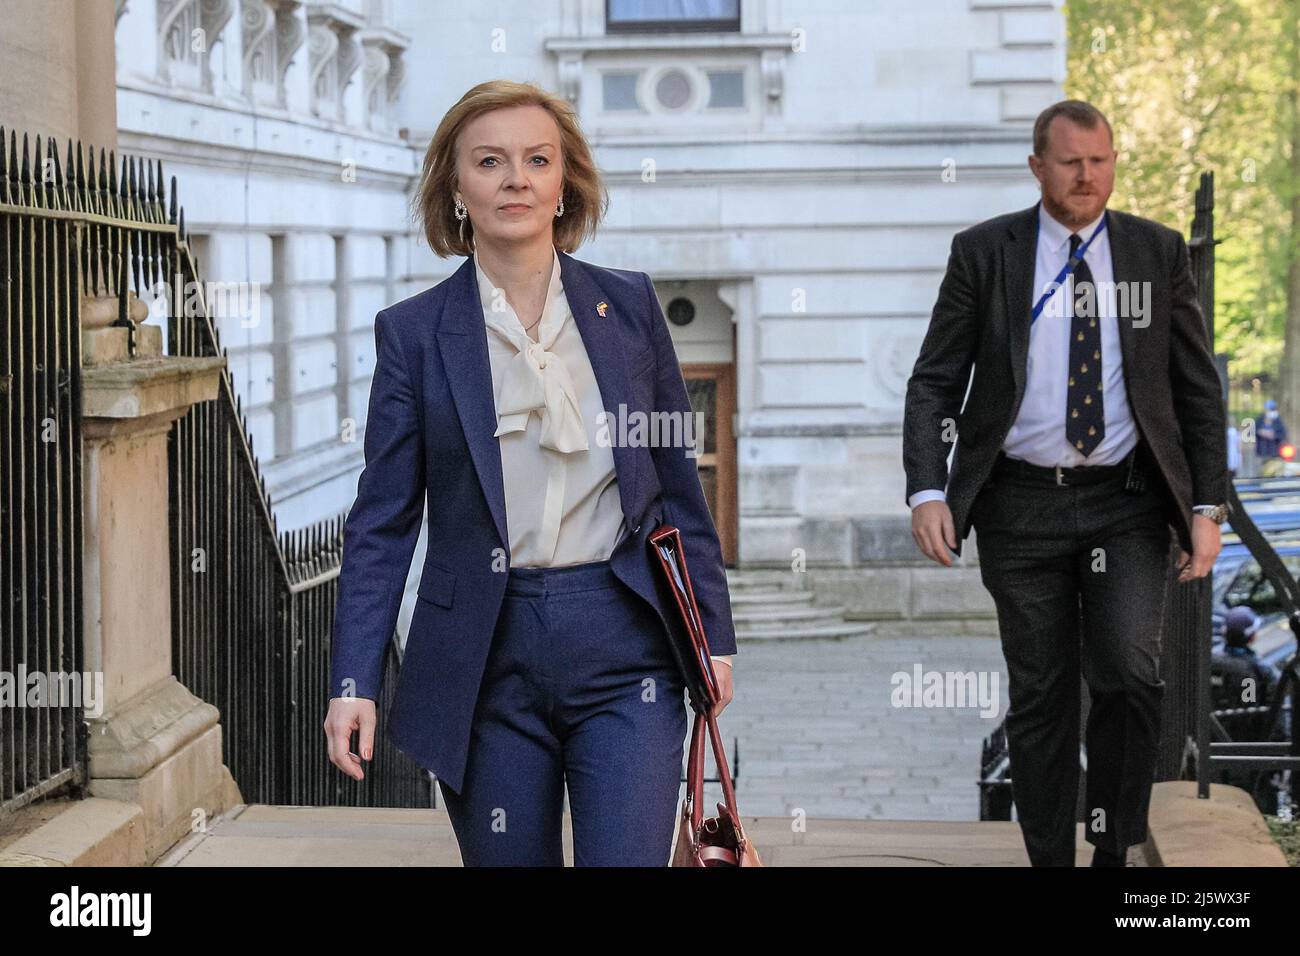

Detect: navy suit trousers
[436, 559, 688, 866]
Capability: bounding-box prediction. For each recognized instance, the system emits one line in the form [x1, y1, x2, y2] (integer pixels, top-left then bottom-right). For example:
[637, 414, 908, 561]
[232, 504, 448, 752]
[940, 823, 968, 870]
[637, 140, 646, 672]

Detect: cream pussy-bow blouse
[472, 248, 733, 668]
[474, 247, 624, 569]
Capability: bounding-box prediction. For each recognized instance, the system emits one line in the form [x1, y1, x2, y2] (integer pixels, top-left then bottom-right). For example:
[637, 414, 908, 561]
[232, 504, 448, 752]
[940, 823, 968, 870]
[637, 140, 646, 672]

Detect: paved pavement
[153, 631, 1166, 867]
[158, 805, 1088, 866]
[708, 631, 1010, 822]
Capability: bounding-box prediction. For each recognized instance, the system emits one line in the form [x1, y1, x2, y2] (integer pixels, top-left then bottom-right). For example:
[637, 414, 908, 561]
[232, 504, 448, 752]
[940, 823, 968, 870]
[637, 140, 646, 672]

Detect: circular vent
[654, 70, 692, 110]
[667, 297, 696, 327]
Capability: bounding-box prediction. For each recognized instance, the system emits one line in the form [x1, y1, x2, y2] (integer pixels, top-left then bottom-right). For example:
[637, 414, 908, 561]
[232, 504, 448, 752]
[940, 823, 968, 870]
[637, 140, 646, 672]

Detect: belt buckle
[1055, 464, 1065, 487]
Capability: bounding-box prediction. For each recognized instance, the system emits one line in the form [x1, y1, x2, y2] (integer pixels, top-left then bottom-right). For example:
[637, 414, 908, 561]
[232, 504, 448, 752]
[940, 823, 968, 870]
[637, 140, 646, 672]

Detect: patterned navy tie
[1066, 232, 1104, 457]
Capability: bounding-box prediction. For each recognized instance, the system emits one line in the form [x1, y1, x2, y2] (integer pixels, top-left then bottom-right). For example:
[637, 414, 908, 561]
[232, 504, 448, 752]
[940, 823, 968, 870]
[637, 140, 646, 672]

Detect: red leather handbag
[648, 524, 762, 867]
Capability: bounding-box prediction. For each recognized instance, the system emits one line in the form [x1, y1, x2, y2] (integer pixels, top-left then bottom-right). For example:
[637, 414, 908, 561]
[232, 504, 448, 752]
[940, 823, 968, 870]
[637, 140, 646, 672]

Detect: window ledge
[544, 32, 792, 54]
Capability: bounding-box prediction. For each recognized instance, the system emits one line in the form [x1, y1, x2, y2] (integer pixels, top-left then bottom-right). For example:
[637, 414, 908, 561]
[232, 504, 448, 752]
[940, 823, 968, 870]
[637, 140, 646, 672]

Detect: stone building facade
[114, 0, 416, 530]
[109, 0, 1065, 621]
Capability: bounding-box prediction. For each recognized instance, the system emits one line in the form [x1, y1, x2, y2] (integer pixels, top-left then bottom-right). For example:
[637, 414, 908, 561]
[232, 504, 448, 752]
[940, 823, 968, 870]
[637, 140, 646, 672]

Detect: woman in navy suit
[323, 80, 737, 866]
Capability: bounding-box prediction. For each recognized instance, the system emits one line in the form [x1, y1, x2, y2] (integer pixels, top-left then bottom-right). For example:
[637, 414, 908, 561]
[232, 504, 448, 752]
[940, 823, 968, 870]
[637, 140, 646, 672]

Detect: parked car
[1211, 543, 1300, 670]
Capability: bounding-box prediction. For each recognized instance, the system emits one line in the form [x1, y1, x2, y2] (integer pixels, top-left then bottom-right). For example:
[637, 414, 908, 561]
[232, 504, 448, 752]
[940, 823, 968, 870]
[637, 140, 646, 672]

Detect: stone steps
[725, 570, 808, 592]
[726, 569, 873, 642]
[733, 605, 845, 626]
[728, 589, 814, 607]
[738, 620, 877, 641]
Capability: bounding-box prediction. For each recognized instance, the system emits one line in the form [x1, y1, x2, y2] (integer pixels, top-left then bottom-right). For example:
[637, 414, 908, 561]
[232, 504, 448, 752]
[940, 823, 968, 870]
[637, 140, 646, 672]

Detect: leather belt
[992, 450, 1129, 487]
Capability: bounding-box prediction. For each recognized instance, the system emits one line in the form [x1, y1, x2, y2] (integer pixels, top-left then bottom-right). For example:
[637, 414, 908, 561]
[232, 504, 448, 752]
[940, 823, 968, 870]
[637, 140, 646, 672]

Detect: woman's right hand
[324, 697, 378, 781]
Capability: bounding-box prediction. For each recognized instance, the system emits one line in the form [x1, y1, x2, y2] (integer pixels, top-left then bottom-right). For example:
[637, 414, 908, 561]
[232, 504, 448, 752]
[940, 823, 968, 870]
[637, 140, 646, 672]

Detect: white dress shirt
[1005, 204, 1135, 467]
[908, 203, 1137, 510]
[474, 249, 733, 668]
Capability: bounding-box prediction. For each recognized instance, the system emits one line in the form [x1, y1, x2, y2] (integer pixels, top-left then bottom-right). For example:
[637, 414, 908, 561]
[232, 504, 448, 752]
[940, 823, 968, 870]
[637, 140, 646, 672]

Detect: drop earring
[454, 196, 468, 247]
[555, 196, 564, 218]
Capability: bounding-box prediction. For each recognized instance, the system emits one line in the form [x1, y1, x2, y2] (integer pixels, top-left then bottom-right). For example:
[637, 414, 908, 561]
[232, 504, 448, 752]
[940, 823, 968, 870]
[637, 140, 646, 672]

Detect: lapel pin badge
[596, 301, 608, 317]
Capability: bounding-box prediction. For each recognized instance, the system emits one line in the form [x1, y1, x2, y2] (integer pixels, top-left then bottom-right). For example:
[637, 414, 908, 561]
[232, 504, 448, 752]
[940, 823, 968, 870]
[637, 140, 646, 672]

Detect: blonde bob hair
[411, 80, 608, 258]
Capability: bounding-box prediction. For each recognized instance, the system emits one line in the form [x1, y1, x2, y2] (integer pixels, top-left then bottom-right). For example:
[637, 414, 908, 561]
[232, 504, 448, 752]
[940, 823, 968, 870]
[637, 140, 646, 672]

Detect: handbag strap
[686, 708, 706, 829]
[685, 704, 742, 831]
[698, 845, 739, 865]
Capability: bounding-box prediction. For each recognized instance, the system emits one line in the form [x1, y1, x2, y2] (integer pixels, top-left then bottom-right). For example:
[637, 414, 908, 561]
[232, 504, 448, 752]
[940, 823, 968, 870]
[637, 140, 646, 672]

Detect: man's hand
[710, 658, 734, 718]
[1176, 514, 1222, 583]
[324, 696, 377, 781]
[911, 499, 958, 567]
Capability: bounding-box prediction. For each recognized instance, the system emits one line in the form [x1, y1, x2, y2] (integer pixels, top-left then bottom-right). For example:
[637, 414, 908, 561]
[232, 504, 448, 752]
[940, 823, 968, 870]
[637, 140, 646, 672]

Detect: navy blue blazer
[329, 249, 737, 794]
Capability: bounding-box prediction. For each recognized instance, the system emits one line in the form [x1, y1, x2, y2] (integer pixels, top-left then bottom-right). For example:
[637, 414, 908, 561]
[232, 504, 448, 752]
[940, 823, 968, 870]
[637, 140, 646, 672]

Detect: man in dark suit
[902, 100, 1229, 866]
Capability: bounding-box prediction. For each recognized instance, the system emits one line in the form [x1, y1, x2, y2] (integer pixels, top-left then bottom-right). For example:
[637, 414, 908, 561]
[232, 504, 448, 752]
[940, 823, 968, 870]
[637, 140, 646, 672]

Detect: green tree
[1067, 0, 1294, 424]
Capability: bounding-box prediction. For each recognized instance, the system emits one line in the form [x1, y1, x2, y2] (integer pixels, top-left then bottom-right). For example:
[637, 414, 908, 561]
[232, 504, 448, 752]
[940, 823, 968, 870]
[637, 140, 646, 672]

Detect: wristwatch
[1192, 503, 1230, 524]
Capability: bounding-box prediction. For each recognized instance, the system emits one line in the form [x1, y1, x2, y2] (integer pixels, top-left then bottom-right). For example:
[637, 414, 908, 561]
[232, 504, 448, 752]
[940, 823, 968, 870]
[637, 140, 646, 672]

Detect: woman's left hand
[711, 658, 734, 717]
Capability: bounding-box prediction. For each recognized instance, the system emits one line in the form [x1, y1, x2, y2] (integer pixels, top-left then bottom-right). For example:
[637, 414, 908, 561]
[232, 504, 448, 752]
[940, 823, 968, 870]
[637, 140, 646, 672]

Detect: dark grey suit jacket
[903, 201, 1228, 556]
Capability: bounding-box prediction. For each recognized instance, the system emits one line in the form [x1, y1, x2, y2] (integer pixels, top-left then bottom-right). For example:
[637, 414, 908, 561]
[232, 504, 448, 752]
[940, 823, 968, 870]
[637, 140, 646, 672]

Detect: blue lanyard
[1030, 210, 1109, 325]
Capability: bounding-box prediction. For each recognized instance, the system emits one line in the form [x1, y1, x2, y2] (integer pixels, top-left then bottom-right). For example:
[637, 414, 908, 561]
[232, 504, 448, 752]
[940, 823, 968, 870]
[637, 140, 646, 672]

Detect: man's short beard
[1042, 191, 1106, 228]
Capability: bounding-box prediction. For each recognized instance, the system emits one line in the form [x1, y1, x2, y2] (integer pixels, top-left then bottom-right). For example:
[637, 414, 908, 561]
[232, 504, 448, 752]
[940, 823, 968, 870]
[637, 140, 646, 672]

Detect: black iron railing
[0, 129, 87, 817]
[1201, 482, 1300, 805]
[1157, 172, 1218, 785]
[0, 125, 429, 816]
[159, 170, 429, 810]
[1180, 172, 1299, 804]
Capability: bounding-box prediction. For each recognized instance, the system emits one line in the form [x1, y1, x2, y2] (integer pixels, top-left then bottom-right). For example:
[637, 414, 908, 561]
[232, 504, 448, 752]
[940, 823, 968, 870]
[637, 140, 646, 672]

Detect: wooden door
[681, 363, 737, 566]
